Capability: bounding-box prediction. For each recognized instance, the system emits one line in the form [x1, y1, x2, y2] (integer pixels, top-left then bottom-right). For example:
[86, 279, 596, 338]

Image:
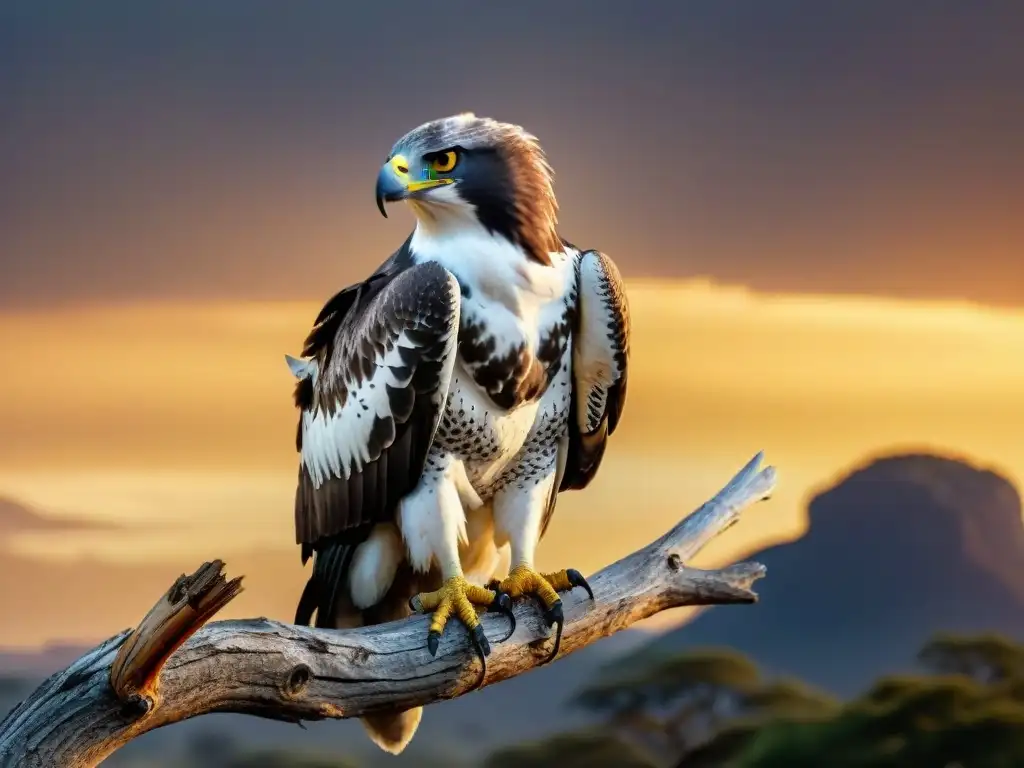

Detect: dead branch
[0, 452, 777, 768]
[109, 559, 244, 713]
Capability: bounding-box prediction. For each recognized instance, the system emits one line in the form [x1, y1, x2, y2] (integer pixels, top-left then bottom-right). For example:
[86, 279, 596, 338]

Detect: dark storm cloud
[1, 0, 1022, 308]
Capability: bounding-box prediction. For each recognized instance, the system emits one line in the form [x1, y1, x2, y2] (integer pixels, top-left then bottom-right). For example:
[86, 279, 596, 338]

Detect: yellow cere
[389, 154, 411, 178]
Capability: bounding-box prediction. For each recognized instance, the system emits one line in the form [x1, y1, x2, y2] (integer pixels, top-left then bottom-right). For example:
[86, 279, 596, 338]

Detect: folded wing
[559, 248, 631, 493]
[291, 261, 461, 616]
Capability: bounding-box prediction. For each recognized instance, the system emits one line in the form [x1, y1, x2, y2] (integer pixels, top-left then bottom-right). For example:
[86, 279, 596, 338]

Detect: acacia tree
[681, 633, 1024, 768]
[917, 632, 1024, 684]
[482, 646, 835, 768]
[0, 454, 777, 768]
[573, 649, 835, 763]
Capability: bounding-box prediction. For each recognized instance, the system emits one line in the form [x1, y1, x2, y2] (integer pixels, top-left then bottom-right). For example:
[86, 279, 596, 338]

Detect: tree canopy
[568, 647, 835, 764]
[684, 632, 1024, 767]
[484, 731, 659, 768]
[489, 632, 1024, 768]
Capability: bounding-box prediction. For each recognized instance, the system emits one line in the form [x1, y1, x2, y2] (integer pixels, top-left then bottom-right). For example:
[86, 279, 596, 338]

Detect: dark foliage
[220, 752, 357, 768]
[681, 632, 1024, 767]
[497, 632, 1024, 767]
[571, 647, 835, 763]
[484, 731, 658, 768]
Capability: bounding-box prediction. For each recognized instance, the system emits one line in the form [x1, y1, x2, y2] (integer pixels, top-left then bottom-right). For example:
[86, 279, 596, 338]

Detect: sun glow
[1, 280, 1022, 644]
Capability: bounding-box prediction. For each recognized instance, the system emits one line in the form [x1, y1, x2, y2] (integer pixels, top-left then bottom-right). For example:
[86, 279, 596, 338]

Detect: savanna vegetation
[486, 633, 1024, 767]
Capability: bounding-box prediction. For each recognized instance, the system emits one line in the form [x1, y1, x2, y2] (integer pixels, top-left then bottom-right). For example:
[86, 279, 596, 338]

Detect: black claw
[541, 599, 565, 665]
[427, 629, 441, 657]
[528, 591, 550, 613]
[495, 591, 513, 614]
[566, 568, 594, 601]
[468, 624, 490, 692]
[471, 623, 492, 657]
[488, 589, 516, 642]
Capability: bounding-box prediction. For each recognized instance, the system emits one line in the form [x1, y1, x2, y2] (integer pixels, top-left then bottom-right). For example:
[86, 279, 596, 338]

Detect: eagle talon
[487, 590, 516, 640]
[468, 624, 491, 691]
[411, 575, 497, 663]
[542, 599, 564, 627]
[565, 568, 595, 601]
[490, 565, 593, 663]
[541, 599, 565, 664]
[470, 624, 491, 657]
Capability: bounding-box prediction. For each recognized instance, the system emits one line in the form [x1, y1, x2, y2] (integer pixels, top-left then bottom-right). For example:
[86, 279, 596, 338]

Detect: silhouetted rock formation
[650, 453, 1024, 696]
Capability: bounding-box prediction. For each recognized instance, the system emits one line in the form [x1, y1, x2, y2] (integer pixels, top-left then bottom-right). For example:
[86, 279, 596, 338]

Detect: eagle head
[375, 113, 559, 265]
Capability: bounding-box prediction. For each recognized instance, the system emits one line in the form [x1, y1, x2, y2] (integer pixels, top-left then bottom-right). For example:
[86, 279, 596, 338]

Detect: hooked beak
[375, 154, 455, 218]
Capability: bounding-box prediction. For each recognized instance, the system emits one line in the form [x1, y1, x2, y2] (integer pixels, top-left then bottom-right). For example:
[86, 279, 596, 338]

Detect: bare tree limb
[109, 559, 244, 714]
[0, 452, 777, 768]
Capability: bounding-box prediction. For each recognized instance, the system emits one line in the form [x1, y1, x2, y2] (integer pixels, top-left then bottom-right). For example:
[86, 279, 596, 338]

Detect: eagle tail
[297, 540, 427, 755]
[293, 573, 319, 626]
[297, 540, 359, 629]
[360, 709, 424, 755]
[359, 565, 429, 754]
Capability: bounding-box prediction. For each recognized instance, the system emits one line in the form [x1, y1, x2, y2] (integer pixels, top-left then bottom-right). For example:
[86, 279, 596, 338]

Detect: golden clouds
[0, 281, 1022, 644]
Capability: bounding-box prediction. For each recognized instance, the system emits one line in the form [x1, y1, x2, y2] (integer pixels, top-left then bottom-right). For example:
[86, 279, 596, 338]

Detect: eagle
[287, 113, 631, 754]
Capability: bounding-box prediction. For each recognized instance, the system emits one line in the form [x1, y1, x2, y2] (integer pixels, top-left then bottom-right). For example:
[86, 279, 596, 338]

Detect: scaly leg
[488, 565, 593, 661]
[402, 461, 512, 678]
[489, 470, 595, 663]
[410, 576, 507, 657]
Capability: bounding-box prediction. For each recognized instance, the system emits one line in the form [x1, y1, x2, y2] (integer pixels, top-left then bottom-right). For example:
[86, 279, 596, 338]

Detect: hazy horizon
[1, 277, 1022, 648]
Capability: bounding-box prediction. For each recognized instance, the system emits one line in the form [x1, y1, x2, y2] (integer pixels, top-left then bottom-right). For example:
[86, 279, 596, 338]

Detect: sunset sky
[1, 2, 1023, 647]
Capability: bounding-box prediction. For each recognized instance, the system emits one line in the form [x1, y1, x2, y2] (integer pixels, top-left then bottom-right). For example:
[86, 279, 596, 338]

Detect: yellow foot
[408, 576, 511, 659]
[487, 565, 594, 663]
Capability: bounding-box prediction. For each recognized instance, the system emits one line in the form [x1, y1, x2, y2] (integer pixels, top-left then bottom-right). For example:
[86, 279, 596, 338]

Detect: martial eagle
[287, 113, 630, 753]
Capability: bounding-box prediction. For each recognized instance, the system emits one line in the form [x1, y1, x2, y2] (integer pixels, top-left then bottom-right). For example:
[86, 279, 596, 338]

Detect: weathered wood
[0, 452, 777, 768]
[109, 559, 244, 712]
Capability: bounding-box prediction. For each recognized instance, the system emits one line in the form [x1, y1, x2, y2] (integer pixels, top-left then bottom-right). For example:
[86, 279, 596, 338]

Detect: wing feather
[295, 260, 461, 545]
[290, 259, 460, 628]
[559, 248, 631, 493]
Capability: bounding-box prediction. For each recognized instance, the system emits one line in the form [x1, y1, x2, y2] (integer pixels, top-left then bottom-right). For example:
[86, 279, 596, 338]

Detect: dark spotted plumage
[538, 288, 577, 377]
[458, 315, 543, 411]
[456, 292, 574, 412]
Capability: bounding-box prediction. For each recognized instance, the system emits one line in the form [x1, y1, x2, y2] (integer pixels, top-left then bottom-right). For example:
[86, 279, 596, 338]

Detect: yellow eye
[430, 150, 458, 174]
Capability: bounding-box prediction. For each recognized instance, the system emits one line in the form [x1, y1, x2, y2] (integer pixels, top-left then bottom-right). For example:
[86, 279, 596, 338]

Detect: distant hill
[648, 453, 1024, 696]
[0, 643, 96, 677]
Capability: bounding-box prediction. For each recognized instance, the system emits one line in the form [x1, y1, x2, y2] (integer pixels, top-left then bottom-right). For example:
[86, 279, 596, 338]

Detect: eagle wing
[291, 258, 461, 625]
[557, 248, 631, 496]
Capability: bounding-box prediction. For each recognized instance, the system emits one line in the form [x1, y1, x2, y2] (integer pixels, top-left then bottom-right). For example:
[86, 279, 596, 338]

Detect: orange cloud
[1, 280, 1023, 645]
[0, 496, 119, 539]
[0, 546, 305, 650]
